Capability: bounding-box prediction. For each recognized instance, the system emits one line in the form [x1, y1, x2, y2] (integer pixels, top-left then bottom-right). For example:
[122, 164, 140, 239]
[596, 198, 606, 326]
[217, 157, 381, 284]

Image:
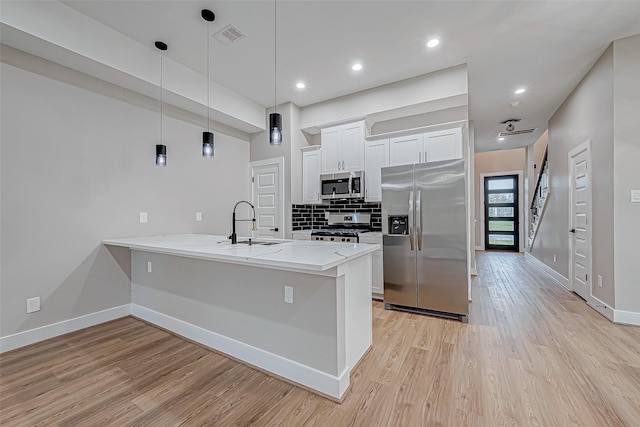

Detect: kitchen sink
[236, 240, 282, 246]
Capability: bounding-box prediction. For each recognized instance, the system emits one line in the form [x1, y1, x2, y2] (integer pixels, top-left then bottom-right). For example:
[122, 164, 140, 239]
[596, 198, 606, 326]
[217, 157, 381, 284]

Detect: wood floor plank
[1, 251, 639, 426]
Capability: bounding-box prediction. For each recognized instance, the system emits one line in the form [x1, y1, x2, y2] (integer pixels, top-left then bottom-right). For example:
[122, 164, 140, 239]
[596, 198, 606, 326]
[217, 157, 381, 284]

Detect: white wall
[612, 34, 640, 314]
[0, 49, 250, 337]
[474, 149, 526, 251]
[530, 45, 615, 305]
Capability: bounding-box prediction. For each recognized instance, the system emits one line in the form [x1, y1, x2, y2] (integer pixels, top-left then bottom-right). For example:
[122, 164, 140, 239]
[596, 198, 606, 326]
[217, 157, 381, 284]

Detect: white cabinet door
[364, 139, 389, 202]
[341, 121, 365, 172]
[321, 127, 340, 173]
[424, 128, 463, 163]
[389, 134, 422, 166]
[371, 250, 383, 297]
[302, 148, 322, 204]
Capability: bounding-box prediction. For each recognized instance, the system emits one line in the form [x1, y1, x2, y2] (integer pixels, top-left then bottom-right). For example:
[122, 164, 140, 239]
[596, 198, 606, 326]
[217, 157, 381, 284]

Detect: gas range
[310, 214, 371, 243]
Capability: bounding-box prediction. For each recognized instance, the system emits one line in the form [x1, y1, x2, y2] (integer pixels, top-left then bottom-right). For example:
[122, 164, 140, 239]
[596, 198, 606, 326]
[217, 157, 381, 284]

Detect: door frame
[479, 170, 524, 252]
[567, 140, 592, 296]
[250, 157, 285, 239]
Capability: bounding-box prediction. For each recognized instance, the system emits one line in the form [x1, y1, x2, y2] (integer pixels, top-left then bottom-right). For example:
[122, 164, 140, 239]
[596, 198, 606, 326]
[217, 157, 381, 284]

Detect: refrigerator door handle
[416, 190, 422, 251]
[408, 190, 414, 251]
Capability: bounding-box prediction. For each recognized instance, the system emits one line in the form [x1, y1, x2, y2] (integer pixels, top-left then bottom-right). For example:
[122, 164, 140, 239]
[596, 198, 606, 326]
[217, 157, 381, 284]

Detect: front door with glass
[484, 175, 519, 251]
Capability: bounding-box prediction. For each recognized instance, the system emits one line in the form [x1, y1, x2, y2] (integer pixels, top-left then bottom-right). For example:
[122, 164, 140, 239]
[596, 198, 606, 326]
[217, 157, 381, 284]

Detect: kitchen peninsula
[103, 234, 378, 401]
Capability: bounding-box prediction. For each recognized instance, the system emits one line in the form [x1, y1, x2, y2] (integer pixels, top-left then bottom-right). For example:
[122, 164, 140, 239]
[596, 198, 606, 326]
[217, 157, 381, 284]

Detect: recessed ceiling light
[352, 63, 362, 71]
[296, 82, 306, 89]
[426, 39, 440, 48]
[515, 88, 526, 94]
[498, 137, 505, 141]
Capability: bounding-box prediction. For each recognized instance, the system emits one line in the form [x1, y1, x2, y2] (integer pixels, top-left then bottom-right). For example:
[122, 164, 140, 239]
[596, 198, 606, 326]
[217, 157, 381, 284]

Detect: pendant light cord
[160, 50, 163, 144]
[207, 21, 211, 132]
[274, 0, 277, 115]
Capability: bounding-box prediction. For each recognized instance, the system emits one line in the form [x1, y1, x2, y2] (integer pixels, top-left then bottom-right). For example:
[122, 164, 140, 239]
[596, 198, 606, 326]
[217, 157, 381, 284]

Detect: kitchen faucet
[230, 200, 256, 244]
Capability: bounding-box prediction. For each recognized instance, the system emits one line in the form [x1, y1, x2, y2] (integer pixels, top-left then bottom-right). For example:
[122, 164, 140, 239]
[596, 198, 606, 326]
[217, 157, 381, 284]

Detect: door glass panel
[488, 220, 514, 231]
[487, 178, 515, 190]
[488, 207, 514, 217]
[488, 193, 514, 204]
[488, 234, 515, 246]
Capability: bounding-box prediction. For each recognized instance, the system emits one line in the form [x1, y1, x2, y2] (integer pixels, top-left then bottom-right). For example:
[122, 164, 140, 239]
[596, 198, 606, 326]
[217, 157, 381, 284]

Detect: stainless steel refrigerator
[382, 159, 469, 322]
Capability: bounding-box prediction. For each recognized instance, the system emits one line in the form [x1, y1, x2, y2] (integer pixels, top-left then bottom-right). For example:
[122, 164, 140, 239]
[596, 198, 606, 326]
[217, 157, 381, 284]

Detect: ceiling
[54, 1, 640, 151]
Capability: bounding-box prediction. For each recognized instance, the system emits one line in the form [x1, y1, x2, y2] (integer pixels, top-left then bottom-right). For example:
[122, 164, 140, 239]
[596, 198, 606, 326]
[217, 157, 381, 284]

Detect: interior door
[251, 159, 284, 239]
[484, 175, 519, 251]
[569, 146, 591, 300]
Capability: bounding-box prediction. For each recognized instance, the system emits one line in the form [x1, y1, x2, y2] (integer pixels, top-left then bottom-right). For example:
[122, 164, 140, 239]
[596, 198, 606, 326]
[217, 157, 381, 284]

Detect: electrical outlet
[597, 275, 603, 288]
[139, 212, 148, 223]
[631, 190, 640, 203]
[147, 261, 153, 273]
[26, 297, 40, 313]
[284, 286, 294, 304]
[195, 212, 203, 222]
[553, 254, 557, 263]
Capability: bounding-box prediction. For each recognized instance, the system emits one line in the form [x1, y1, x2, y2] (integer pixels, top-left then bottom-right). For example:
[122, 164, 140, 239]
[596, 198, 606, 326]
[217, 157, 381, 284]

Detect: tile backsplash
[292, 199, 381, 231]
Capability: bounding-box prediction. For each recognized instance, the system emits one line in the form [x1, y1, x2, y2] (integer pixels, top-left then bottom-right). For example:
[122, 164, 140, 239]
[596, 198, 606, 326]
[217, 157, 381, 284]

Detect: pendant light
[155, 41, 168, 166]
[201, 9, 215, 158]
[269, 0, 282, 145]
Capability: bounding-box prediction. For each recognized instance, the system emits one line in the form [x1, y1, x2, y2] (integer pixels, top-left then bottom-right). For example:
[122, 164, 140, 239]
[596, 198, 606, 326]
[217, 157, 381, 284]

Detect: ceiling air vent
[214, 25, 245, 46]
[499, 128, 537, 137]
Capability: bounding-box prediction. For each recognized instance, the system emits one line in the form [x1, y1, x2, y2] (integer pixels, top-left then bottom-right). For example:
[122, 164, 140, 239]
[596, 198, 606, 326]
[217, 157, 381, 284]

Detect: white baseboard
[524, 252, 570, 290]
[0, 304, 131, 353]
[613, 309, 640, 326]
[131, 304, 350, 400]
[586, 296, 614, 322]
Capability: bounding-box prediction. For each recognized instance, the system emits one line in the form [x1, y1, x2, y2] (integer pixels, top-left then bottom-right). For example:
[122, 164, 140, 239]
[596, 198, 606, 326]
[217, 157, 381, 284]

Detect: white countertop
[103, 234, 379, 272]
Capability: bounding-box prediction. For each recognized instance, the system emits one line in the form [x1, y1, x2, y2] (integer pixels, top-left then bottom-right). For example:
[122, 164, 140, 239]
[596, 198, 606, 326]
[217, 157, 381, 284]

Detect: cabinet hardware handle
[342, 161, 345, 170]
[419, 152, 422, 163]
[270, 228, 279, 232]
[338, 161, 340, 170]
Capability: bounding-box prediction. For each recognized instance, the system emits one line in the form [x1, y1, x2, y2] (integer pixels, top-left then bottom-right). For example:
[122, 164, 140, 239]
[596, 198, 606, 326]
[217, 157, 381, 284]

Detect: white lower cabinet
[359, 234, 383, 299]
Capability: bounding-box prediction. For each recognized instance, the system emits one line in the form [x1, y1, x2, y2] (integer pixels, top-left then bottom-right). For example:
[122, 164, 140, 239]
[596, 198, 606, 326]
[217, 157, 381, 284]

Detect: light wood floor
[2, 251, 639, 426]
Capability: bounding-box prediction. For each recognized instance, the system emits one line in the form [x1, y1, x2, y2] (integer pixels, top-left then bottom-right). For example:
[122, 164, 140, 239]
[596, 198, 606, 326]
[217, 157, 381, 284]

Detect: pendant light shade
[269, 0, 282, 146]
[269, 112, 282, 145]
[156, 144, 167, 167]
[202, 131, 214, 157]
[202, 9, 216, 158]
[155, 41, 168, 166]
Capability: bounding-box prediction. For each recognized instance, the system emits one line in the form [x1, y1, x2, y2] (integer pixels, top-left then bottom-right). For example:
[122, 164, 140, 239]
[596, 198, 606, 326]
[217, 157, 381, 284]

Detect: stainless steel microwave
[320, 171, 364, 200]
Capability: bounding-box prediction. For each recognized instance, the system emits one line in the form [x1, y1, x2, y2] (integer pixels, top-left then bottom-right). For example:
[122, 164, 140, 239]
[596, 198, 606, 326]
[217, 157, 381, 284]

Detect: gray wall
[0, 49, 250, 336]
[613, 34, 640, 313]
[530, 45, 615, 305]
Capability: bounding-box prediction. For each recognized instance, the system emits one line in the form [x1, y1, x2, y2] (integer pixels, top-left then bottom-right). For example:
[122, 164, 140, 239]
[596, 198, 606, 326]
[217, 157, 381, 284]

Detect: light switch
[140, 212, 148, 223]
[27, 297, 40, 313]
[196, 212, 202, 221]
[284, 286, 294, 304]
[631, 190, 640, 203]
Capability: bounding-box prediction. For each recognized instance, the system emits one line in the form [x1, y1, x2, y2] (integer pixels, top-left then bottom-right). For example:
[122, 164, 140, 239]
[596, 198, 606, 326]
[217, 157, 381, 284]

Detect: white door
[424, 128, 463, 163]
[389, 134, 422, 166]
[302, 149, 321, 204]
[340, 121, 365, 172]
[321, 127, 341, 173]
[569, 143, 591, 300]
[251, 158, 284, 239]
[364, 139, 389, 202]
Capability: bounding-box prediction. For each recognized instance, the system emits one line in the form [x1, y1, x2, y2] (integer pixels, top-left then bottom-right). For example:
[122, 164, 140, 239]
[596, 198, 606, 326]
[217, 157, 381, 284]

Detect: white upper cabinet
[424, 128, 463, 163]
[389, 134, 423, 166]
[364, 139, 389, 202]
[302, 146, 322, 204]
[321, 121, 365, 174]
[389, 128, 462, 166]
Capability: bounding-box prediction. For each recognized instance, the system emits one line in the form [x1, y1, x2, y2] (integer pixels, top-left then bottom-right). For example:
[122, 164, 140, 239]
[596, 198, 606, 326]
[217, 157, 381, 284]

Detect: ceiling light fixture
[296, 82, 306, 89]
[426, 38, 440, 48]
[515, 88, 526, 94]
[269, 0, 282, 145]
[352, 63, 362, 71]
[201, 9, 215, 158]
[155, 41, 168, 167]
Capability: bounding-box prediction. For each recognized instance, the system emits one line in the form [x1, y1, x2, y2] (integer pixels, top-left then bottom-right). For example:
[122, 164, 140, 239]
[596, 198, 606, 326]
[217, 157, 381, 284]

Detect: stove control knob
[330, 237, 334, 241]
[342, 238, 346, 242]
[315, 237, 320, 240]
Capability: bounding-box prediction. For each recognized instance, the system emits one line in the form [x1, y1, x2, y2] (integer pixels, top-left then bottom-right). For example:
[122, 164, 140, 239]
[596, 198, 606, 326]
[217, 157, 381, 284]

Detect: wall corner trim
[0, 304, 131, 353]
[130, 304, 350, 400]
[524, 252, 570, 289]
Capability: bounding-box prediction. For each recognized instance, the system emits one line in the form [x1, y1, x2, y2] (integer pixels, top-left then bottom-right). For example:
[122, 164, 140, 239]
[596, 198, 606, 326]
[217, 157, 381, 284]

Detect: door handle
[416, 190, 422, 251]
[270, 228, 279, 232]
[408, 191, 414, 251]
[569, 228, 576, 233]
